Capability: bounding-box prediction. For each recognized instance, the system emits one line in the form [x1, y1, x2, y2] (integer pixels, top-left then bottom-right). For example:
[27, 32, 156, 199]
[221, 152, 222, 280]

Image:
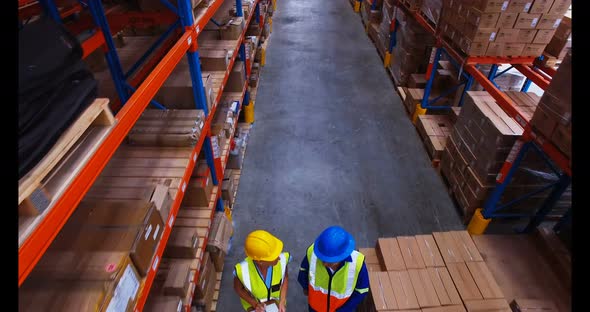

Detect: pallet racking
[18, 0, 272, 308]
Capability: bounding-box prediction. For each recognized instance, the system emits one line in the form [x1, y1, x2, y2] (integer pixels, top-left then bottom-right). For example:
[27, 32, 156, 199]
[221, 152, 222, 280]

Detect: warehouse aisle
[216, 0, 464, 309]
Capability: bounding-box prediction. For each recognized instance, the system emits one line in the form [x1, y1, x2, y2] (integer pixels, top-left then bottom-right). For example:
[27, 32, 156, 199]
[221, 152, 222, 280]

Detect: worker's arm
[279, 270, 288, 311]
[335, 261, 370, 312]
[233, 275, 265, 311]
[297, 254, 310, 295]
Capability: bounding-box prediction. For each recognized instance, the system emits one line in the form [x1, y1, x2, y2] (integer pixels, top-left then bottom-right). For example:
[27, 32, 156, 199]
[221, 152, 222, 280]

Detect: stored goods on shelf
[207, 211, 234, 271]
[416, 115, 453, 160]
[421, 0, 442, 25]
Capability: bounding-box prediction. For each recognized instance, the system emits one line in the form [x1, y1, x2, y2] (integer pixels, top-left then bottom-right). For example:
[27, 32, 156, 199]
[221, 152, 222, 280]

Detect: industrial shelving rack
[357, 0, 571, 232]
[18, 0, 271, 308]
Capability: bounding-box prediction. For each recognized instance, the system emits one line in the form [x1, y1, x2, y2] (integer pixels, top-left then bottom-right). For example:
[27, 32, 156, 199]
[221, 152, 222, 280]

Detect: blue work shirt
[297, 252, 370, 312]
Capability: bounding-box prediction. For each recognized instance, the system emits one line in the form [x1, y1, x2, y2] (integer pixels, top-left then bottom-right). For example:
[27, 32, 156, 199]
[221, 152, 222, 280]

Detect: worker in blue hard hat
[297, 226, 369, 312]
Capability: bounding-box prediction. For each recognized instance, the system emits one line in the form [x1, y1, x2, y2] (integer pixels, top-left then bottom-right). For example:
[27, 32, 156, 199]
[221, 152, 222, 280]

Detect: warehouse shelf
[382, 1, 571, 230]
[17, 0, 262, 289]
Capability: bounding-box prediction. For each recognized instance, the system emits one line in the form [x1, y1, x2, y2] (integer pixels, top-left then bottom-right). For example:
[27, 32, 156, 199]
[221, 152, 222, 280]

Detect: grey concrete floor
[216, 0, 464, 310]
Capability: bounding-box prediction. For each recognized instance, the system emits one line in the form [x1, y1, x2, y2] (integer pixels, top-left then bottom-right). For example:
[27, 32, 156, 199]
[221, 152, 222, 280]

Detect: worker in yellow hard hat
[233, 230, 291, 312]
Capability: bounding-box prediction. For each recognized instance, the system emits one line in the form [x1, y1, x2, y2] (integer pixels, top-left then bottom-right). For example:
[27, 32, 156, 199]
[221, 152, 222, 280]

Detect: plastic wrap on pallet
[420, 0, 442, 26]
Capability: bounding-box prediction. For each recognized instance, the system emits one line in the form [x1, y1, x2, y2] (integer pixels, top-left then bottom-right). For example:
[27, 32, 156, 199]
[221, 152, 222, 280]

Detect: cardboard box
[523, 43, 546, 56]
[155, 59, 215, 110]
[463, 27, 499, 43]
[547, 0, 570, 15]
[195, 252, 214, 300]
[473, 0, 510, 13]
[199, 50, 229, 71]
[432, 232, 463, 264]
[529, 0, 554, 14]
[514, 13, 541, 29]
[207, 212, 233, 272]
[163, 260, 194, 297]
[465, 9, 500, 28]
[485, 42, 505, 56]
[551, 122, 571, 157]
[368, 271, 398, 310]
[533, 29, 557, 43]
[422, 306, 467, 312]
[506, 0, 533, 13]
[464, 299, 511, 311]
[226, 61, 246, 92]
[536, 14, 563, 29]
[503, 43, 525, 56]
[409, 73, 428, 88]
[544, 16, 570, 58]
[496, 12, 518, 28]
[145, 296, 184, 312]
[397, 236, 427, 269]
[408, 268, 441, 308]
[184, 173, 213, 207]
[388, 270, 421, 310]
[376, 237, 406, 271]
[517, 29, 538, 42]
[459, 38, 489, 56]
[220, 17, 244, 40]
[465, 261, 504, 299]
[52, 205, 164, 276]
[494, 28, 520, 42]
[165, 227, 200, 258]
[446, 262, 484, 301]
[360, 248, 384, 272]
[427, 267, 463, 306]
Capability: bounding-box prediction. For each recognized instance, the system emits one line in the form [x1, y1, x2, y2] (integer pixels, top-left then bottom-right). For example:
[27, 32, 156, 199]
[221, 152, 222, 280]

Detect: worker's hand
[254, 303, 265, 312]
[279, 303, 286, 312]
[303, 289, 308, 296]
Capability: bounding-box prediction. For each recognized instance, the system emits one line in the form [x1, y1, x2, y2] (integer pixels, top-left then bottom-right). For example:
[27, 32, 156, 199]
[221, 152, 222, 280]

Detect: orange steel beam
[514, 64, 551, 90]
[81, 29, 105, 59]
[18, 30, 195, 286]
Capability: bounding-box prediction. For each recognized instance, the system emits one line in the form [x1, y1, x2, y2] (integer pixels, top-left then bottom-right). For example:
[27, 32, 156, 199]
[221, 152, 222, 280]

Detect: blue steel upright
[87, 0, 129, 105]
[235, 0, 244, 17]
[420, 47, 442, 110]
[255, 3, 261, 24]
[178, 0, 220, 185]
[38, 0, 61, 22]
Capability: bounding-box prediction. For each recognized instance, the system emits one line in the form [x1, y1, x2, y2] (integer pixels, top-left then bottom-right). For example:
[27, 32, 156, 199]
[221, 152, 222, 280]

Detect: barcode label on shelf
[153, 225, 161, 240]
[169, 216, 175, 227]
[105, 264, 140, 312]
[188, 37, 192, 46]
[193, 153, 197, 162]
[145, 224, 153, 240]
[196, 26, 200, 34]
[554, 19, 562, 28]
[489, 32, 497, 41]
[177, 300, 183, 312]
[524, 2, 532, 12]
[501, 1, 509, 11]
[152, 256, 160, 271]
[182, 182, 187, 193]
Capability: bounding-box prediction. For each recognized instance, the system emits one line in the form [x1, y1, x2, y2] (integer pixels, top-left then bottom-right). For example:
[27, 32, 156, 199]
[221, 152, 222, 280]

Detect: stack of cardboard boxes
[390, 8, 435, 86]
[359, 231, 515, 312]
[530, 51, 571, 158]
[543, 14, 570, 65]
[416, 115, 454, 161]
[421, 0, 443, 25]
[127, 109, 206, 147]
[439, 0, 571, 57]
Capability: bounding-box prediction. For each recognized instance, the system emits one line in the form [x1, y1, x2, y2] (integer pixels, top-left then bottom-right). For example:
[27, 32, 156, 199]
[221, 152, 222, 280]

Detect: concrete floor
[216, 0, 464, 309]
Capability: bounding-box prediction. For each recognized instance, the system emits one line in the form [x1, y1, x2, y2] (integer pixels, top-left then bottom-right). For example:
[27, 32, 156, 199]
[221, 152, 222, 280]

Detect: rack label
[169, 215, 175, 227]
[144, 224, 153, 240]
[188, 37, 192, 46]
[553, 18, 562, 28]
[153, 224, 161, 240]
[177, 300, 183, 312]
[152, 256, 160, 271]
[524, 2, 532, 12]
[501, 1, 509, 11]
[105, 264, 140, 312]
[196, 26, 200, 34]
[182, 182, 187, 193]
[489, 32, 497, 41]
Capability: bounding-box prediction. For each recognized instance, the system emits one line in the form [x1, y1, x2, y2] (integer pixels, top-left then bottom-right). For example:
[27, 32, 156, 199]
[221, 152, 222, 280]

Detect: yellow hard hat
[244, 230, 283, 261]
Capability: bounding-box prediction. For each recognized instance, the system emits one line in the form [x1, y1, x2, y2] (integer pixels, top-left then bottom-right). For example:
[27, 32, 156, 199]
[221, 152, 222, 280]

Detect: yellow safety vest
[235, 252, 290, 311]
[306, 244, 365, 312]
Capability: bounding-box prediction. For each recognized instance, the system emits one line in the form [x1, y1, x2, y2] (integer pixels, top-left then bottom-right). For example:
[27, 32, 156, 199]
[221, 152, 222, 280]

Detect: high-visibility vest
[235, 252, 290, 311]
[306, 244, 365, 312]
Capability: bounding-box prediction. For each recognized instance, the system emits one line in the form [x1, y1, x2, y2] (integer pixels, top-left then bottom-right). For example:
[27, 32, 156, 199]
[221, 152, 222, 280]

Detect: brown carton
[427, 267, 463, 306]
[195, 252, 214, 299]
[145, 296, 183, 312]
[376, 237, 406, 271]
[464, 299, 511, 311]
[548, 0, 570, 15]
[509, 298, 558, 312]
[163, 260, 193, 297]
[408, 269, 441, 308]
[533, 29, 557, 43]
[529, 0, 554, 14]
[165, 227, 200, 259]
[465, 9, 500, 28]
[473, 0, 510, 13]
[415, 234, 445, 268]
[397, 236, 427, 269]
[551, 123, 571, 157]
[460, 38, 489, 56]
[199, 50, 229, 71]
[523, 43, 546, 56]
[503, 43, 525, 56]
[496, 12, 518, 28]
[536, 13, 564, 29]
[446, 262, 483, 301]
[506, 0, 533, 13]
[450, 231, 484, 262]
[226, 61, 246, 92]
[184, 173, 213, 207]
[369, 271, 399, 310]
[422, 307, 467, 312]
[494, 28, 520, 42]
[432, 232, 463, 264]
[463, 27, 499, 43]
[389, 270, 420, 310]
[514, 13, 542, 29]
[517, 29, 538, 42]
[466, 261, 504, 299]
[485, 42, 505, 56]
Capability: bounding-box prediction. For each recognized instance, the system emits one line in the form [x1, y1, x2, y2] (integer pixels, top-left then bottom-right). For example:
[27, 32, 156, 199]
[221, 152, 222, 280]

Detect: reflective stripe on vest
[235, 252, 290, 311]
[306, 244, 364, 312]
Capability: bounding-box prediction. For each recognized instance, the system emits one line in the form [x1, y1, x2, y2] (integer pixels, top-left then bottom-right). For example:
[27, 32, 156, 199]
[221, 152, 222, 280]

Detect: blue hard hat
[314, 226, 356, 263]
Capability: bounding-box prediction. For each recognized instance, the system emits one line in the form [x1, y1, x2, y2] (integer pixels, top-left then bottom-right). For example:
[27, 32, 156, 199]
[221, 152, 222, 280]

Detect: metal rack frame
[379, 1, 571, 232]
[18, 1, 267, 307]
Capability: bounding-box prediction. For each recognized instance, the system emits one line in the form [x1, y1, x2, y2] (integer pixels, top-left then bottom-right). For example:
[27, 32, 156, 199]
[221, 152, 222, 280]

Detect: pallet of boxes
[439, 0, 571, 58]
[359, 231, 517, 312]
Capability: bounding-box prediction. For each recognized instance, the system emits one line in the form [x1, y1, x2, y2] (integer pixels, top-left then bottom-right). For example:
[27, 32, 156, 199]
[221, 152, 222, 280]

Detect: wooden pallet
[18, 98, 115, 245]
